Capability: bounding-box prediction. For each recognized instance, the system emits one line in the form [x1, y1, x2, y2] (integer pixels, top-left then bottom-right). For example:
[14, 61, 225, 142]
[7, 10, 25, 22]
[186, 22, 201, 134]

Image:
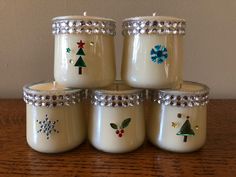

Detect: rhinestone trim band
[23, 83, 85, 108]
[149, 82, 209, 107]
[90, 90, 145, 107]
[122, 18, 186, 35]
[52, 17, 116, 36]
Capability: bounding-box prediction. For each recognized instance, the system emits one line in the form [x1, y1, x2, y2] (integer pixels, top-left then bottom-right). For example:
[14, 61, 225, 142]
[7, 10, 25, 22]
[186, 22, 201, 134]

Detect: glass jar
[89, 81, 145, 153]
[52, 15, 116, 88]
[147, 81, 209, 152]
[23, 82, 86, 153]
[121, 16, 185, 89]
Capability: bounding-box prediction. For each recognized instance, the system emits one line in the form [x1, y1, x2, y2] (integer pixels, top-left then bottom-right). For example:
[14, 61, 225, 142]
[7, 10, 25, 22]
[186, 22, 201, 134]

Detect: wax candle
[147, 81, 209, 153]
[88, 81, 145, 153]
[23, 82, 86, 153]
[52, 13, 116, 88]
[121, 14, 185, 89]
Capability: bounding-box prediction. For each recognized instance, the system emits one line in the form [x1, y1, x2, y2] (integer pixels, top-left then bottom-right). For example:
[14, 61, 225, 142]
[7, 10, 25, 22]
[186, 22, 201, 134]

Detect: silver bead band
[90, 89, 145, 107]
[23, 82, 85, 108]
[150, 81, 209, 107]
[122, 17, 186, 35]
[52, 16, 116, 36]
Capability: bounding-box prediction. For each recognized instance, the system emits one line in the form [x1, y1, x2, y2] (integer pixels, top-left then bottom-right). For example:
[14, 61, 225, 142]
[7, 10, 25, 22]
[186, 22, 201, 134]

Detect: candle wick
[53, 81, 57, 90]
[152, 12, 157, 16]
[83, 11, 87, 16]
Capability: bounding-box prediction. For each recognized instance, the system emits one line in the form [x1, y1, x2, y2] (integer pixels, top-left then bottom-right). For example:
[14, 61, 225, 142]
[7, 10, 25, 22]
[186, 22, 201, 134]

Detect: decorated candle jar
[88, 81, 145, 153]
[52, 15, 116, 88]
[23, 82, 86, 153]
[147, 81, 209, 153]
[121, 15, 186, 89]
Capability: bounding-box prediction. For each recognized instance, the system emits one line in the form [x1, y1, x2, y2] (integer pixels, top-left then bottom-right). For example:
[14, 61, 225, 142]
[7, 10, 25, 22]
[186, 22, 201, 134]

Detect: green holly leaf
[110, 123, 118, 129]
[121, 118, 131, 129]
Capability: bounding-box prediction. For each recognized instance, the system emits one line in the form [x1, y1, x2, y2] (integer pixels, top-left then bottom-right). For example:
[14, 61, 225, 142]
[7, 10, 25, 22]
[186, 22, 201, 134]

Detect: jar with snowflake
[121, 14, 185, 89]
[23, 82, 86, 153]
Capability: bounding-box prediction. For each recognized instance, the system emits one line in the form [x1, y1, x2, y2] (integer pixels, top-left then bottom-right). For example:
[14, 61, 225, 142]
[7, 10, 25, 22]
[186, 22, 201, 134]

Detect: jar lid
[150, 81, 209, 107]
[52, 15, 116, 36]
[122, 15, 186, 36]
[23, 82, 85, 107]
[90, 81, 145, 107]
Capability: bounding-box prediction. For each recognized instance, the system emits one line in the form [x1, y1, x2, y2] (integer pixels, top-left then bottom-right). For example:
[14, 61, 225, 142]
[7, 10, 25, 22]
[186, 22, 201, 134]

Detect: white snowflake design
[36, 114, 59, 140]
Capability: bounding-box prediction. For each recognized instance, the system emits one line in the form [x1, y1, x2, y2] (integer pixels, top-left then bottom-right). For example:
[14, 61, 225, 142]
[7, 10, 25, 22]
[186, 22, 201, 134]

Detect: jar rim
[90, 80, 145, 107]
[123, 16, 185, 22]
[23, 81, 85, 107]
[150, 81, 209, 107]
[23, 81, 83, 95]
[52, 15, 116, 23]
[91, 80, 144, 95]
[158, 81, 209, 96]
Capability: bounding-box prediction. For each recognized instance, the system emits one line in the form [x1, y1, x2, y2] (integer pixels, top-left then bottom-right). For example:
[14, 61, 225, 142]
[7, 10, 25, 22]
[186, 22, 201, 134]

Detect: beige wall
[0, 0, 235, 98]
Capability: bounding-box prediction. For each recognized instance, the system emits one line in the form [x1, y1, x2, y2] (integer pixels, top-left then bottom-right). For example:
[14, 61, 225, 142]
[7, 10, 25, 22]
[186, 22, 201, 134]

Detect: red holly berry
[116, 130, 119, 134]
[118, 133, 122, 137]
[121, 129, 124, 133]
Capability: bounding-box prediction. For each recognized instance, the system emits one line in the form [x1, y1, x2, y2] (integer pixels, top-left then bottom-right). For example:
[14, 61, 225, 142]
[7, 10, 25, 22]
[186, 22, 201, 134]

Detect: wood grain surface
[0, 99, 235, 177]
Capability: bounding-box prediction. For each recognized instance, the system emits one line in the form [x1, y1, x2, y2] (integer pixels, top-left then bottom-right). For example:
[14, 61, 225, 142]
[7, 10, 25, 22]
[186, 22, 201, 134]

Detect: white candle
[52, 15, 116, 88]
[147, 81, 209, 152]
[23, 82, 86, 153]
[121, 16, 185, 89]
[88, 81, 145, 153]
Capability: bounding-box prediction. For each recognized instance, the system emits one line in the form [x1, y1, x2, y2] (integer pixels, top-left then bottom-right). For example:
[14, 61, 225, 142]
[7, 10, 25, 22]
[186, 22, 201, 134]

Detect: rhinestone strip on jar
[52, 19, 116, 36]
[150, 90, 209, 107]
[23, 87, 85, 108]
[90, 91, 145, 107]
[122, 19, 186, 35]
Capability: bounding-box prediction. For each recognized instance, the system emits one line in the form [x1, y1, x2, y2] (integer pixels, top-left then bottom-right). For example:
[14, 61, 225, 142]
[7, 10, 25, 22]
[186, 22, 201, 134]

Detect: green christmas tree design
[176, 117, 195, 142]
[75, 40, 86, 75]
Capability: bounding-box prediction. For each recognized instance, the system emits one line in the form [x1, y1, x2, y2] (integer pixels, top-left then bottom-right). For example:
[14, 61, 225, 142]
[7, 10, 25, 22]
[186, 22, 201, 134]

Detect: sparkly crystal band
[122, 20, 186, 35]
[52, 19, 116, 36]
[90, 91, 145, 107]
[23, 84, 85, 108]
[150, 87, 209, 107]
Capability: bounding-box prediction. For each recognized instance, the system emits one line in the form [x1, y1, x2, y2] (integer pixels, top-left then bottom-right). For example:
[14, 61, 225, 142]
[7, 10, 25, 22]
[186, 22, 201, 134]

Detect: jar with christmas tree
[52, 13, 116, 88]
[147, 81, 209, 152]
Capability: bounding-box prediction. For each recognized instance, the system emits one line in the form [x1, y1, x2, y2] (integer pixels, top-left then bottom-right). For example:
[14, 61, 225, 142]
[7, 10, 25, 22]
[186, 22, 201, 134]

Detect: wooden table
[0, 100, 235, 177]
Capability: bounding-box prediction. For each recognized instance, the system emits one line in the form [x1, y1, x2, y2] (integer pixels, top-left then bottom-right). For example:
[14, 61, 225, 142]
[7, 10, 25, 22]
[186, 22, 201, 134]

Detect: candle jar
[52, 15, 116, 88]
[121, 16, 186, 89]
[147, 81, 209, 153]
[23, 82, 86, 153]
[88, 81, 145, 153]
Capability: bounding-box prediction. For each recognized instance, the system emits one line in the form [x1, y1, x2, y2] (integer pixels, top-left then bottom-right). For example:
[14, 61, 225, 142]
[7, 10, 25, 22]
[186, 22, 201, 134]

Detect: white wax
[54, 34, 116, 88]
[121, 35, 183, 89]
[147, 103, 206, 153]
[30, 82, 66, 91]
[89, 104, 145, 153]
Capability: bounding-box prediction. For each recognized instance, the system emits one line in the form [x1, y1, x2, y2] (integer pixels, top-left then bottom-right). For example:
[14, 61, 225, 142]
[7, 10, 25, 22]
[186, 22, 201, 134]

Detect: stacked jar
[23, 14, 117, 153]
[121, 15, 209, 153]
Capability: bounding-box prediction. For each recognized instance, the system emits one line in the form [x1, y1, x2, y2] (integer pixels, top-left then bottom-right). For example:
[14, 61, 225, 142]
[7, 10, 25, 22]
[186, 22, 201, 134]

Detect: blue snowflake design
[150, 45, 168, 64]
